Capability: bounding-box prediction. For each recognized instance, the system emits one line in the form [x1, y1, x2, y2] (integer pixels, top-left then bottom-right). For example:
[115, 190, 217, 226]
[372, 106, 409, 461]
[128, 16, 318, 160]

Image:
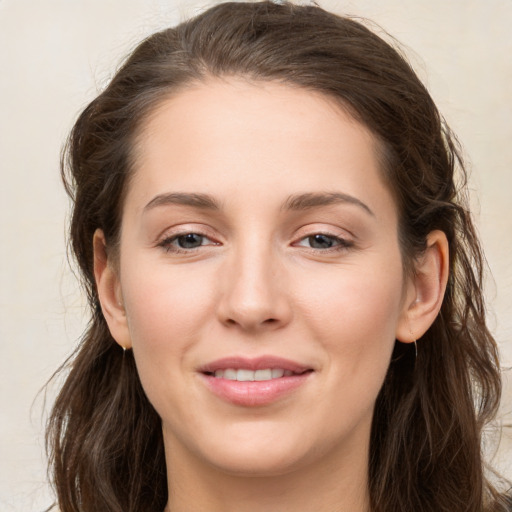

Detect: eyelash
[158, 232, 218, 254]
[157, 231, 353, 255]
[294, 233, 354, 252]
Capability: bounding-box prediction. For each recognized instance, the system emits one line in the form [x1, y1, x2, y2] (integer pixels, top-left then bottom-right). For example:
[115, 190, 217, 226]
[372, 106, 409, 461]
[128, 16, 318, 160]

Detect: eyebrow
[282, 192, 374, 216]
[143, 191, 374, 217]
[144, 192, 221, 212]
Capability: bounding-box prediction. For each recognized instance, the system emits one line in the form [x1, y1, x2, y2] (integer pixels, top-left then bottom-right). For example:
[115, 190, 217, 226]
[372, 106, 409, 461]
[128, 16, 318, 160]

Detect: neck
[163, 433, 371, 512]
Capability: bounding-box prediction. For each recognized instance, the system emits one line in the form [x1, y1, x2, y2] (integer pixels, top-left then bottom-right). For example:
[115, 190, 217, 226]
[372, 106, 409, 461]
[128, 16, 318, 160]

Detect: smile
[212, 368, 296, 381]
[198, 356, 314, 407]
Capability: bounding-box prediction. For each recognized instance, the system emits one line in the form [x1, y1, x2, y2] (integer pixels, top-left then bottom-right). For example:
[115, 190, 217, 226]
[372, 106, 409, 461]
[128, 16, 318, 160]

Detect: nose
[216, 243, 292, 332]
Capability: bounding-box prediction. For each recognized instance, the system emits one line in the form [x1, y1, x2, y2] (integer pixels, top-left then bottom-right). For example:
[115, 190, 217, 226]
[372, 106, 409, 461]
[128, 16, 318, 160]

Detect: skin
[94, 78, 449, 512]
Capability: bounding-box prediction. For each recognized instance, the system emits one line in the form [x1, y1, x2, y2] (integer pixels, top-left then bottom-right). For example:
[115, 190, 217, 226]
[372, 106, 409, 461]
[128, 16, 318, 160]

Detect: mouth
[204, 368, 312, 381]
[198, 356, 314, 407]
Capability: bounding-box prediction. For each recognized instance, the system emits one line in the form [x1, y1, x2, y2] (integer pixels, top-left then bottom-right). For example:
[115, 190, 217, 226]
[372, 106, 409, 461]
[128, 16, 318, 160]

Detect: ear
[93, 229, 132, 349]
[396, 230, 449, 343]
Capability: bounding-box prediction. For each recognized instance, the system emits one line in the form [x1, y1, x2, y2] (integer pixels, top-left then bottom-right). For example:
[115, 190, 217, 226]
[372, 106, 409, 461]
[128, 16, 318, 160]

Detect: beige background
[0, 0, 511, 510]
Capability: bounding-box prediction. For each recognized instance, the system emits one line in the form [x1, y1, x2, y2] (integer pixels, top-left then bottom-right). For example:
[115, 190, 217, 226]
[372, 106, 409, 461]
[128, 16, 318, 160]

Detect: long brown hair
[47, 2, 509, 511]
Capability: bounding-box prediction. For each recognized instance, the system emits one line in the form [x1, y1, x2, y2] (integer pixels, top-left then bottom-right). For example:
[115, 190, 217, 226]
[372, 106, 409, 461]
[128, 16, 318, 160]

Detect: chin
[206, 446, 309, 477]
[165, 419, 316, 477]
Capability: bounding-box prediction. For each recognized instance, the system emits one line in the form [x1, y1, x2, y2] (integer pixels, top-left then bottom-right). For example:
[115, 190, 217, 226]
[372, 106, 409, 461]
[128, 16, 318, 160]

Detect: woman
[46, 1, 510, 511]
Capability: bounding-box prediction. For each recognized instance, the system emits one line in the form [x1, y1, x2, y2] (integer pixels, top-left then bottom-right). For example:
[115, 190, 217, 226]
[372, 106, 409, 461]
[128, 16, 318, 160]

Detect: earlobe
[93, 229, 132, 349]
[396, 230, 449, 343]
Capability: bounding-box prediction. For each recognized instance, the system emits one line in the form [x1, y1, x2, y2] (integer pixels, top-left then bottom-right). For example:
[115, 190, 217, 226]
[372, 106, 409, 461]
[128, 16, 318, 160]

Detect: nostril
[224, 317, 278, 327]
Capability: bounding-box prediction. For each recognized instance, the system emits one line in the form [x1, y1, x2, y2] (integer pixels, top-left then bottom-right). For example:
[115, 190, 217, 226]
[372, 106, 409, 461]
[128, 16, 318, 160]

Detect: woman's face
[108, 79, 414, 476]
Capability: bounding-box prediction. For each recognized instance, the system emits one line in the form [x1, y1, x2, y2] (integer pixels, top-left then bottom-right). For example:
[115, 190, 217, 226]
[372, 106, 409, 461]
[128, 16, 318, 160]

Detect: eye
[295, 233, 352, 250]
[175, 233, 208, 249]
[159, 232, 217, 252]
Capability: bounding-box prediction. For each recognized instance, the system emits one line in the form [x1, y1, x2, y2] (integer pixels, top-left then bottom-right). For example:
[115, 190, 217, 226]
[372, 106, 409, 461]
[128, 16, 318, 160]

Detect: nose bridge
[218, 232, 290, 330]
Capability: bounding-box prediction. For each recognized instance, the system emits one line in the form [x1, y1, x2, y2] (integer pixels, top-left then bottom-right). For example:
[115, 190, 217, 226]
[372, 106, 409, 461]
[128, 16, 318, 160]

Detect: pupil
[309, 234, 333, 249]
[178, 233, 203, 248]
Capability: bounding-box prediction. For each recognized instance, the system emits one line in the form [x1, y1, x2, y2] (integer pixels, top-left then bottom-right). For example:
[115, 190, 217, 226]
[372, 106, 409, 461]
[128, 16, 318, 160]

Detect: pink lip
[199, 355, 312, 373]
[198, 356, 314, 407]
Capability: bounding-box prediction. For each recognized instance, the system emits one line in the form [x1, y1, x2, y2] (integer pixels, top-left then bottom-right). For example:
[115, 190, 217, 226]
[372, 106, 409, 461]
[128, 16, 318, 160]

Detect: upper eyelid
[154, 223, 354, 244]
[156, 224, 219, 241]
[292, 225, 354, 241]
[292, 218, 355, 234]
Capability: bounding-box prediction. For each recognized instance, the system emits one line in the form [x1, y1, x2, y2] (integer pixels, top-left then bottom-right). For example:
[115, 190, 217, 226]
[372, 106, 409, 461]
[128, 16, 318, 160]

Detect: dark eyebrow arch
[282, 192, 374, 217]
[144, 192, 221, 212]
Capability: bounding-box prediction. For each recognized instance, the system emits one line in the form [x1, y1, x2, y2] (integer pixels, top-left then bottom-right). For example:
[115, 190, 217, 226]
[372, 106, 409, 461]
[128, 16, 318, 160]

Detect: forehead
[126, 78, 396, 220]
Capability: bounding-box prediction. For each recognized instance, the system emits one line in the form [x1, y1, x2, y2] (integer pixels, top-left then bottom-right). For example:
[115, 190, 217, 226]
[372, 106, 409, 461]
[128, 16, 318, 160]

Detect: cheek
[119, 260, 222, 406]
[122, 262, 218, 346]
[118, 261, 222, 415]
[297, 254, 405, 373]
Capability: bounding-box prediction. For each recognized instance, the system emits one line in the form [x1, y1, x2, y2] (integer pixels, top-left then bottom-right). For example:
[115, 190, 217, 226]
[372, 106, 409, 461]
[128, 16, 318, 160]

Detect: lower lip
[200, 372, 312, 407]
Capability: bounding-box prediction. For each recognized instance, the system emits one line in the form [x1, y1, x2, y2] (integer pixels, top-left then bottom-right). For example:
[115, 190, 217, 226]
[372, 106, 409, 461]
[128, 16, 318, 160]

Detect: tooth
[224, 369, 237, 380]
[237, 369, 255, 381]
[215, 368, 292, 381]
[254, 369, 272, 381]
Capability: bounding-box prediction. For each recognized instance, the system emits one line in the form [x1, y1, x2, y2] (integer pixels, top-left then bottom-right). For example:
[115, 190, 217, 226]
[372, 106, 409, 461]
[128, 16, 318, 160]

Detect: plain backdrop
[0, 0, 511, 510]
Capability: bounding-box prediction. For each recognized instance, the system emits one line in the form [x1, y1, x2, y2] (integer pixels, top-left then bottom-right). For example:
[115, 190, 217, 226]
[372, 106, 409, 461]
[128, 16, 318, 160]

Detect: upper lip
[199, 356, 313, 374]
